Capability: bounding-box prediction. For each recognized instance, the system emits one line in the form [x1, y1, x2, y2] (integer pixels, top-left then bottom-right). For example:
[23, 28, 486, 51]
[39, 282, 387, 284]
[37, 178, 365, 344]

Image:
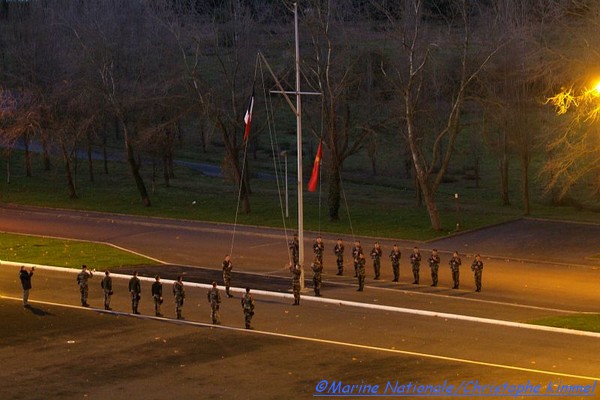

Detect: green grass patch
[531, 314, 600, 333]
[0, 232, 157, 269]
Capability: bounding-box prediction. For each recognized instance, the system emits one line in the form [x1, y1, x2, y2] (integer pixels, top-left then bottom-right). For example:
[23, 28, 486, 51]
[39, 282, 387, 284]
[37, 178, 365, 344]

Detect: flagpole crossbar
[270, 90, 322, 96]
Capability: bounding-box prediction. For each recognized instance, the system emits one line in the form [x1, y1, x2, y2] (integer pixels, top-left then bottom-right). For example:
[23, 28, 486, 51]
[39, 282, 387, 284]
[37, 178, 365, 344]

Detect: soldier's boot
[316, 288, 322, 297]
[226, 289, 233, 298]
[176, 310, 182, 319]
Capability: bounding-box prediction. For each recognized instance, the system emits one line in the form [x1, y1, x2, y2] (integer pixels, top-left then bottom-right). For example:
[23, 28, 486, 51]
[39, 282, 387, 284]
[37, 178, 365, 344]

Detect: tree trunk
[87, 137, 94, 182]
[5, 151, 11, 184]
[521, 153, 531, 216]
[23, 131, 32, 177]
[123, 123, 151, 207]
[162, 155, 170, 187]
[41, 135, 51, 171]
[499, 130, 510, 205]
[328, 163, 341, 221]
[60, 141, 78, 199]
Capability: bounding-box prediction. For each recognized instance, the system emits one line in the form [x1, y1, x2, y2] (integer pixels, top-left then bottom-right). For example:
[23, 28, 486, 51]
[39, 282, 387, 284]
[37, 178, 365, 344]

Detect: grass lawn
[531, 314, 600, 334]
[0, 232, 157, 269]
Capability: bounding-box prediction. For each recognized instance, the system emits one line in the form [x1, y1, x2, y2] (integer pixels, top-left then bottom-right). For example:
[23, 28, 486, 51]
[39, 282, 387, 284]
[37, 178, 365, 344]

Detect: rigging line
[339, 169, 356, 242]
[230, 53, 260, 258]
[259, 55, 293, 265]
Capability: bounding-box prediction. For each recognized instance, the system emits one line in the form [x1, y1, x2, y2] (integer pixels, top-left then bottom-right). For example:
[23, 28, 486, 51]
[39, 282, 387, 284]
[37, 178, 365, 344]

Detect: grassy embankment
[0, 232, 156, 269]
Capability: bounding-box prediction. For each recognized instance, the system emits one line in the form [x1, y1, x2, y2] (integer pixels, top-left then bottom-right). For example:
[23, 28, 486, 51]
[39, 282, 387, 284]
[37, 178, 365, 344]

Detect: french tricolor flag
[243, 92, 254, 141]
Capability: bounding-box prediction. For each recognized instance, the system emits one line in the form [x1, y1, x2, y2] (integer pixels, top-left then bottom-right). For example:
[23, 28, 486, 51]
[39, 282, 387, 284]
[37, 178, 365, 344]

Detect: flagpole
[294, 2, 305, 289]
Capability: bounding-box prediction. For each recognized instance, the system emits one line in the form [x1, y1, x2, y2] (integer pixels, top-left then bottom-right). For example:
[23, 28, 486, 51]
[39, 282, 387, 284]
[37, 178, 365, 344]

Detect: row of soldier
[288, 236, 485, 302]
[72, 264, 256, 329]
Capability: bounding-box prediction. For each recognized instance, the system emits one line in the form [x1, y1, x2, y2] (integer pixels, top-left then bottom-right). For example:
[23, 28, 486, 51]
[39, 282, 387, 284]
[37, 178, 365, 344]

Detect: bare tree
[377, 0, 501, 230]
[301, 0, 387, 221]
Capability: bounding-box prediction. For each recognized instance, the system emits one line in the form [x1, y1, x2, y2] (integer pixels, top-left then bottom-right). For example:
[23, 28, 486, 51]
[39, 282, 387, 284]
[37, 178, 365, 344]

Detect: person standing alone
[19, 266, 34, 307]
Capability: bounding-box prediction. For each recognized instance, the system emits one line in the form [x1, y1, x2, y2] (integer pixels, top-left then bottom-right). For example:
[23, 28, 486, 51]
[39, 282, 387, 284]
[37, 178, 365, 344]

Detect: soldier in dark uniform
[471, 254, 484, 292]
[241, 287, 255, 329]
[101, 270, 113, 310]
[77, 265, 94, 307]
[351, 240, 363, 278]
[313, 236, 324, 266]
[19, 266, 34, 307]
[449, 251, 461, 289]
[428, 249, 441, 287]
[129, 270, 141, 314]
[370, 242, 383, 280]
[334, 238, 344, 275]
[222, 254, 234, 298]
[389, 244, 401, 282]
[290, 263, 302, 305]
[311, 258, 323, 297]
[410, 247, 422, 284]
[207, 281, 221, 324]
[289, 234, 299, 266]
[356, 253, 366, 291]
[151, 275, 163, 317]
[173, 275, 185, 319]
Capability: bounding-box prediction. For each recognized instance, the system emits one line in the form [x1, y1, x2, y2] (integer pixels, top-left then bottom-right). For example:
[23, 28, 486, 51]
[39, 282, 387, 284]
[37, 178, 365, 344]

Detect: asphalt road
[0, 204, 599, 399]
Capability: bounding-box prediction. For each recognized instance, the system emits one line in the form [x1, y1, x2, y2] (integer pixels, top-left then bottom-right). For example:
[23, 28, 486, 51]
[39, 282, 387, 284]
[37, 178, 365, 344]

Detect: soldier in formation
[313, 236, 324, 266]
[241, 287, 255, 329]
[290, 262, 302, 305]
[129, 270, 141, 314]
[389, 244, 401, 282]
[152, 275, 163, 317]
[356, 253, 366, 291]
[471, 254, 484, 292]
[428, 249, 441, 287]
[410, 247, 422, 284]
[207, 281, 221, 324]
[370, 242, 382, 280]
[76, 265, 94, 307]
[19, 266, 34, 307]
[334, 238, 344, 275]
[222, 254, 234, 298]
[351, 240, 363, 278]
[449, 251, 461, 289]
[289, 234, 299, 266]
[311, 258, 323, 297]
[101, 270, 113, 310]
[173, 275, 185, 319]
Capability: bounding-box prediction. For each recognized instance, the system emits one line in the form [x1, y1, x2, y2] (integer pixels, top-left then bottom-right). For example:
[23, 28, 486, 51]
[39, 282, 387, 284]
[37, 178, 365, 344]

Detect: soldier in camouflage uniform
[428, 249, 441, 287]
[370, 242, 383, 280]
[289, 234, 299, 266]
[471, 254, 484, 292]
[334, 238, 344, 275]
[410, 247, 422, 284]
[351, 240, 363, 278]
[313, 236, 325, 266]
[290, 263, 302, 305]
[76, 265, 94, 307]
[389, 244, 401, 282]
[311, 258, 323, 297]
[241, 287, 255, 329]
[151, 275, 163, 317]
[449, 251, 461, 289]
[173, 275, 185, 319]
[101, 270, 113, 310]
[207, 281, 221, 324]
[356, 253, 366, 292]
[129, 270, 141, 314]
[222, 254, 234, 298]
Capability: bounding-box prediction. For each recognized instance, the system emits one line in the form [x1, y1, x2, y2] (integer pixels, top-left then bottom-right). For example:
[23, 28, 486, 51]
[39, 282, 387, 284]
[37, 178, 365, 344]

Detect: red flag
[307, 140, 323, 192]
[243, 92, 254, 141]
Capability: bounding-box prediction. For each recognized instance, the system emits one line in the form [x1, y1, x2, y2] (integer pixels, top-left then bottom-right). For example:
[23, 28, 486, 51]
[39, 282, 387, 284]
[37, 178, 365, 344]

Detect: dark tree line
[1, 0, 598, 229]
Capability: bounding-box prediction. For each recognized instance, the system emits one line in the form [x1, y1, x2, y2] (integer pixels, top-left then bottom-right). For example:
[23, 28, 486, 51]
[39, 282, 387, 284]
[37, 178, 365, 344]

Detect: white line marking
[3, 295, 598, 382]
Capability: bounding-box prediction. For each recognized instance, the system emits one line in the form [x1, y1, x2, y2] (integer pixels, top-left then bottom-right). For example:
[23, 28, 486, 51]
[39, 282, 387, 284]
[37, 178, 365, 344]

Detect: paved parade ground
[0, 205, 599, 399]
